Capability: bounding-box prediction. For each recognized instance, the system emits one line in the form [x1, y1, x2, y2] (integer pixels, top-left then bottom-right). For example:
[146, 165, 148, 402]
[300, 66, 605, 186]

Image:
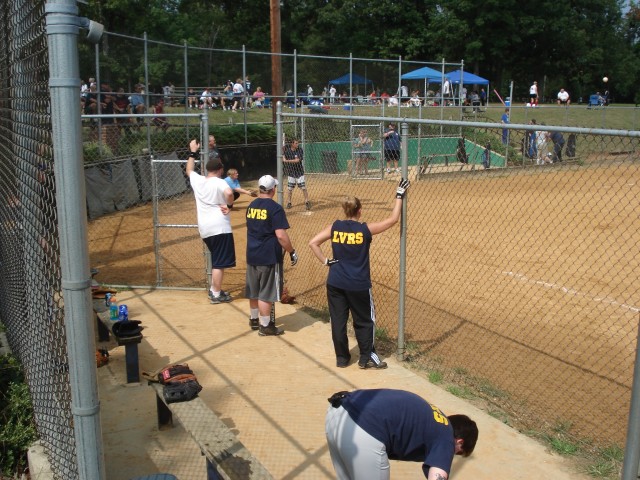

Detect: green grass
[168, 102, 640, 131]
[428, 370, 443, 384]
[446, 385, 475, 399]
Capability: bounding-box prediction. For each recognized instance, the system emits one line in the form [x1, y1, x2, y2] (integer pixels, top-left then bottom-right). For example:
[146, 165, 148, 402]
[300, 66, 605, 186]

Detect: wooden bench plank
[151, 383, 274, 480]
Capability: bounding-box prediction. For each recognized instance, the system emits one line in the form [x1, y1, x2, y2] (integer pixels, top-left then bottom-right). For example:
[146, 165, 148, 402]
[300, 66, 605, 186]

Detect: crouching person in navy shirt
[325, 389, 478, 480]
[309, 179, 410, 369]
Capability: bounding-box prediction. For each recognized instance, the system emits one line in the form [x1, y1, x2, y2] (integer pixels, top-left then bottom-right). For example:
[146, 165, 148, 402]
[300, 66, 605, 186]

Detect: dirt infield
[89, 161, 640, 446]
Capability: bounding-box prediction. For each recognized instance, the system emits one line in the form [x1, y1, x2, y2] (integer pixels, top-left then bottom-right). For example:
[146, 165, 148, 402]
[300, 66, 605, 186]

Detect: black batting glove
[324, 258, 339, 266]
[290, 250, 299, 266]
[396, 178, 410, 199]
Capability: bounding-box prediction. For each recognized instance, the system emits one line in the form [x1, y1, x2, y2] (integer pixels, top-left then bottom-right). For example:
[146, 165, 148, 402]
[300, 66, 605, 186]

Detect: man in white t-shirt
[186, 139, 236, 304]
[329, 85, 336, 104]
[557, 88, 570, 106]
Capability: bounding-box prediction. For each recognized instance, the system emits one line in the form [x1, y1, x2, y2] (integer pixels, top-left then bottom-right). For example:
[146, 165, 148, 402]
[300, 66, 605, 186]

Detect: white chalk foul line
[503, 271, 640, 313]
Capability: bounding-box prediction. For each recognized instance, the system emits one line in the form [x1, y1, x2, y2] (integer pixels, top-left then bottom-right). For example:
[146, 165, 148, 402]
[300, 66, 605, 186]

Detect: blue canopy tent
[400, 66, 443, 82]
[401, 66, 447, 106]
[446, 70, 490, 106]
[445, 70, 489, 85]
[328, 73, 373, 85]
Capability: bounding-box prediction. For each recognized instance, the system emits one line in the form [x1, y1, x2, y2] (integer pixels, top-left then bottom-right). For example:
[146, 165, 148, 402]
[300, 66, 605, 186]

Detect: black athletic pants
[326, 284, 376, 365]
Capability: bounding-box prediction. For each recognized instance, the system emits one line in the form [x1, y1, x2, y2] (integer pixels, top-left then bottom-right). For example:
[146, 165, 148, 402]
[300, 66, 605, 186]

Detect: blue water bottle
[109, 297, 118, 320]
[118, 304, 128, 322]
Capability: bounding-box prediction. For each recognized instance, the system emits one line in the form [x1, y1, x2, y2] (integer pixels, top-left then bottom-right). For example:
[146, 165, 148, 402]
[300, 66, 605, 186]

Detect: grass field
[165, 101, 640, 131]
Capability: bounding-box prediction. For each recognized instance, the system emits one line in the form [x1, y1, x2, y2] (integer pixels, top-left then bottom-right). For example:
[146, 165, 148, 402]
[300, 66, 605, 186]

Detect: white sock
[250, 308, 259, 319]
[259, 315, 271, 327]
[211, 290, 220, 298]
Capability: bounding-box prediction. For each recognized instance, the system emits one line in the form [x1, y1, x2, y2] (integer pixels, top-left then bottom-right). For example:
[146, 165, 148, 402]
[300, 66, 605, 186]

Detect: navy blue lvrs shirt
[245, 198, 290, 266]
[340, 389, 456, 476]
[327, 219, 372, 291]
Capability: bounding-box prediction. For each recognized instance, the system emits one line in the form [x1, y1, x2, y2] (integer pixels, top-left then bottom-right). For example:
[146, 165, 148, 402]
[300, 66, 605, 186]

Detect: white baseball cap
[258, 175, 278, 191]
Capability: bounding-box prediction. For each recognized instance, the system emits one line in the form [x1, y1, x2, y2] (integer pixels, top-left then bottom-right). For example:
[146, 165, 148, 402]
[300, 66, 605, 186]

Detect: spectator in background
[557, 88, 571, 106]
[252, 86, 266, 107]
[470, 91, 481, 112]
[380, 91, 390, 104]
[329, 84, 337, 104]
[232, 78, 244, 111]
[529, 81, 538, 106]
[536, 122, 550, 164]
[200, 87, 213, 109]
[353, 129, 374, 175]
[152, 98, 170, 131]
[188, 87, 198, 109]
[480, 88, 487, 106]
[114, 87, 131, 129]
[383, 123, 401, 173]
[548, 131, 565, 162]
[130, 84, 146, 125]
[83, 83, 99, 114]
[501, 108, 510, 145]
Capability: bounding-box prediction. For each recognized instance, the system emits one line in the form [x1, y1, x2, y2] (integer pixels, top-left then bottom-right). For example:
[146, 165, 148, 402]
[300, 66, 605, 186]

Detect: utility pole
[270, 0, 282, 125]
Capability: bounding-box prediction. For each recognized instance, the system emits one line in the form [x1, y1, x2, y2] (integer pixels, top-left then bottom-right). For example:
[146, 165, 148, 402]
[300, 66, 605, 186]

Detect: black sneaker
[286, 203, 292, 209]
[305, 201, 311, 211]
[358, 359, 388, 370]
[249, 317, 259, 330]
[209, 292, 232, 304]
[259, 321, 283, 336]
[209, 290, 232, 302]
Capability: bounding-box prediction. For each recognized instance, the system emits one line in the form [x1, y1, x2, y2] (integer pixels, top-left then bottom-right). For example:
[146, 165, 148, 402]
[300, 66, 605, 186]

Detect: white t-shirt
[530, 84, 538, 95]
[233, 82, 244, 94]
[189, 173, 232, 238]
[443, 80, 451, 95]
[557, 90, 569, 102]
[329, 87, 336, 97]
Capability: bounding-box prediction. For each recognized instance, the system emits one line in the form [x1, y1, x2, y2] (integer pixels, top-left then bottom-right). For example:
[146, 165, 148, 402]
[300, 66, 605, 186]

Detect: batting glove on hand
[290, 250, 299, 266]
[396, 178, 410, 199]
[324, 258, 339, 267]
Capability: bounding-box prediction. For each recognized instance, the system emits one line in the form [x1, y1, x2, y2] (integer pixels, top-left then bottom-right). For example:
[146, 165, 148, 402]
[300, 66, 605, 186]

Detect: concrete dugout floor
[98, 289, 589, 480]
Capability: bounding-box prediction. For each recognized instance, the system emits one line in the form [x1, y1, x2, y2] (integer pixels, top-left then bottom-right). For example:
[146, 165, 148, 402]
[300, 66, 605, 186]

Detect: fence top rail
[101, 31, 461, 67]
[279, 110, 640, 137]
[82, 113, 204, 119]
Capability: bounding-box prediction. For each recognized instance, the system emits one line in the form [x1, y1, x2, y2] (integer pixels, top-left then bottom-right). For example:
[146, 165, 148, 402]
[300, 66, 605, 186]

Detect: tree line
[80, 0, 640, 103]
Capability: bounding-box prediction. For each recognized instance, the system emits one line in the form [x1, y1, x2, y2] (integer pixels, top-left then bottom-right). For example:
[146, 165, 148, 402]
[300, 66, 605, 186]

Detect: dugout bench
[93, 298, 142, 383]
[150, 382, 274, 480]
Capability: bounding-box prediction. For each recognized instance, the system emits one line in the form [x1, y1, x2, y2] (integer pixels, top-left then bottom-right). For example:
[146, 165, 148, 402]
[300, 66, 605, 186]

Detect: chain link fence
[0, 0, 80, 477]
[279, 111, 640, 452]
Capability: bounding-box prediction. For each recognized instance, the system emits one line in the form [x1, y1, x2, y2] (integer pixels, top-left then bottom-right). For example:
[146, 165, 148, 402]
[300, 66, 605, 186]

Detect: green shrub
[0, 354, 37, 477]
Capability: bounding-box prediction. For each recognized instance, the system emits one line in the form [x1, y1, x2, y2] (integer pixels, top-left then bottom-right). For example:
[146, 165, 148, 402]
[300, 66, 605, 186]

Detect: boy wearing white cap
[245, 175, 298, 335]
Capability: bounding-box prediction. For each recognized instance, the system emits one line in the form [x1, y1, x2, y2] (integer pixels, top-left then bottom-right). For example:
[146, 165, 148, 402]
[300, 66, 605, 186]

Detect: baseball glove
[163, 377, 203, 404]
[158, 363, 193, 384]
[280, 286, 296, 304]
[96, 349, 109, 368]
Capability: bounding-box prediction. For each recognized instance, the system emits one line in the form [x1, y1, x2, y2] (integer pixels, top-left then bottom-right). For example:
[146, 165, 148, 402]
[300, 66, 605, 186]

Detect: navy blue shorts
[203, 233, 236, 269]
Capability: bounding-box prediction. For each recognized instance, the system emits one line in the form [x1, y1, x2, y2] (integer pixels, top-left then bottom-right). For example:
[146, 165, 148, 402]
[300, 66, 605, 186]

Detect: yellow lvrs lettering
[247, 208, 267, 220]
[332, 231, 364, 244]
[431, 405, 449, 425]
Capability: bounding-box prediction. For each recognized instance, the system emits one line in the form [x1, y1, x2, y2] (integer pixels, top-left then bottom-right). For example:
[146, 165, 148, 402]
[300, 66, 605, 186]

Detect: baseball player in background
[308, 179, 410, 369]
[283, 138, 311, 210]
